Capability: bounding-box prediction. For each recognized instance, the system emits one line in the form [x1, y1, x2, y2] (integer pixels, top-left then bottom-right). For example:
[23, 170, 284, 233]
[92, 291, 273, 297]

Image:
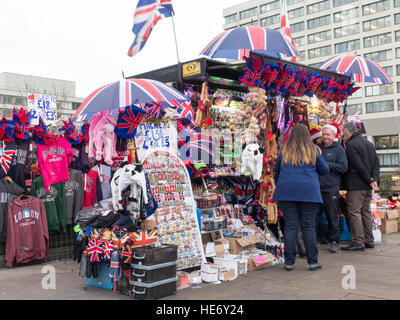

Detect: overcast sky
[0, 0, 246, 98]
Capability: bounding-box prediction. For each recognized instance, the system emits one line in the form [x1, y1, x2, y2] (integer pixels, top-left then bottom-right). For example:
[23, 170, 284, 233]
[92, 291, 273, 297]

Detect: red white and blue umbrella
[73, 78, 188, 121]
[199, 26, 300, 60]
[318, 55, 393, 84]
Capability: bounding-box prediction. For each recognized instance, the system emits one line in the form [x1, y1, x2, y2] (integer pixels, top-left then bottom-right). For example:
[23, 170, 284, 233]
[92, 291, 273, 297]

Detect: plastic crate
[86, 262, 113, 290]
[131, 261, 176, 283]
[130, 277, 177, 300]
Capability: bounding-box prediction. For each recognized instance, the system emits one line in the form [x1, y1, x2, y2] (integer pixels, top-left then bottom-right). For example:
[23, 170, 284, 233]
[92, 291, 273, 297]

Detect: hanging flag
[280, 0, 300, 62]
[127, 0, 175, 57]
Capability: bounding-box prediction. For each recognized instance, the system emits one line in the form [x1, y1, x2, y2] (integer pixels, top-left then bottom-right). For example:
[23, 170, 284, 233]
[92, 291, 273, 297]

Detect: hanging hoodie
[69, 141, 90, 173]
[0, 178, 24, 242]
[0, 141, 16, 179]
[83, 169, 103, 208]
[65, 168, 84, 225]
[6, 195, 49, 267]
[30, 176, 66, 233]
[7, 138, 31, 190]
[37, 136, 73, 192]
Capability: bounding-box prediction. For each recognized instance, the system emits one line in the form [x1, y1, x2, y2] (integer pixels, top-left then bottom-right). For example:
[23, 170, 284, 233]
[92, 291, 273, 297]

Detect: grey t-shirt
[65, 169, 84, 225]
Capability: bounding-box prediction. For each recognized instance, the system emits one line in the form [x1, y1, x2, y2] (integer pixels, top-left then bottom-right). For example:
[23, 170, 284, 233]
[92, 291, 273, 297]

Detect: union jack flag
[112, 151, 128, 167]
[0, 148, 15, 174]
[131, 229, 158, 248]
[143, 102, 165, 119]
[114, 105, 146, 139]
[102, 239, 114, 261]
[87, 238, 104, 263]
[128, 0, 175, 57]
[280, 0, 299, 62]
[176, 101, 195, 124]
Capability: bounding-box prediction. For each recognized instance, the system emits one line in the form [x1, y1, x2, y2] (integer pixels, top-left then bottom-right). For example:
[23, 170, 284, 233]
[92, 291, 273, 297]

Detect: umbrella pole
[171, 15, 184, 93]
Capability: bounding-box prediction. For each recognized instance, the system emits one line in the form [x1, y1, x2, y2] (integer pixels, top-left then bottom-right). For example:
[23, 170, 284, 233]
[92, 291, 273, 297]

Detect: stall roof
[128, 54, 351, 93]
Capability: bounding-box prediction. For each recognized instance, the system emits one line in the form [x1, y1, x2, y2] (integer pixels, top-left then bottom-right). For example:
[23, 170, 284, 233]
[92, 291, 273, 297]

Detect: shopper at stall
[318, 124, 348, 253]
[341, 122, 380, 251]
[273, 124, 329, 271]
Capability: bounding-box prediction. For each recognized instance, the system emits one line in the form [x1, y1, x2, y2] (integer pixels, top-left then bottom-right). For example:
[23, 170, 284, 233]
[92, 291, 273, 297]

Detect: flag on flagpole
[127, 0, 175, 57]
[280, 0, 300, 62]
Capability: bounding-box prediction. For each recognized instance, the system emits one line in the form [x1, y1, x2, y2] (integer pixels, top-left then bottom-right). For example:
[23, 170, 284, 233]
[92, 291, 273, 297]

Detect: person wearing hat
[318, 123, 348, 253]
[309, 128, 322, 145]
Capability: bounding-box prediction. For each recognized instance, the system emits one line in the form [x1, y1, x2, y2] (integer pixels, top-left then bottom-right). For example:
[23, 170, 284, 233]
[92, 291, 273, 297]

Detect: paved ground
[1, 233, 400, 300]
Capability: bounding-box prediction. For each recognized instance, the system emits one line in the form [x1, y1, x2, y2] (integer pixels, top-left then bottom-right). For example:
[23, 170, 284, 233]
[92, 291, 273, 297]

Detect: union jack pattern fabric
[176, 101, 195, 125]
[112, 151, 128, 168]
[102, 239, 114, 261]
[59, 118, 83, 145]
[128, 0, 175, 57]
[130, 229, 158, 248]
[87, 238, 104, 263]
[12, 107, 32, 141]
[143, 102, 165, 120]
[114, 105, 146, 139]
[280, 0, 300, 62]
[0, 144, 15, 176]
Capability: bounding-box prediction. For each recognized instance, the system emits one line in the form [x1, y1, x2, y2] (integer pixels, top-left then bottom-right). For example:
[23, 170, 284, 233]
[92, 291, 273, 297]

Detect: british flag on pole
[128, 0, 175, 57]
[280, 0, 300, 62]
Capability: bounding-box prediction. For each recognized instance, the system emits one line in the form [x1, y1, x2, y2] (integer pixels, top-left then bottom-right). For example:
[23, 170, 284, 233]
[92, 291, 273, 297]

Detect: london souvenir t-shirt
[38, 136, 73, 192]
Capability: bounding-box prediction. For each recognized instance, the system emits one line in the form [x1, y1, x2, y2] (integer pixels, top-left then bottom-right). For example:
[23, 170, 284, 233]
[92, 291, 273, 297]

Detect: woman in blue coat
[273, 124, 329, 271]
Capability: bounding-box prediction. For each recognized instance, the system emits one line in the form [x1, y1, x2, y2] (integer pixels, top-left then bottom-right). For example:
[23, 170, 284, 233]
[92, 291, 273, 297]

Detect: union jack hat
[59, 118, 83, 145]
[80, 121, 90, 146]
[12, 107, 32, 140]
[114, 105, 146, 139]
[2, 119, 15, 143]
[30, 116, 57, 145]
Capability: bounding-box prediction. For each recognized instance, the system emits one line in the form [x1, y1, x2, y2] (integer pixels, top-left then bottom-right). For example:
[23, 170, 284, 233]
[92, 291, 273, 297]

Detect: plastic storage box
[86, 262, 113, 290]
[130, 277, 177, 300]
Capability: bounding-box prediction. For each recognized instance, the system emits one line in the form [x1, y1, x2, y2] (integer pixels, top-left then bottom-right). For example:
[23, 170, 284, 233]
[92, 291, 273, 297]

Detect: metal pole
[171, 15, 184, 92]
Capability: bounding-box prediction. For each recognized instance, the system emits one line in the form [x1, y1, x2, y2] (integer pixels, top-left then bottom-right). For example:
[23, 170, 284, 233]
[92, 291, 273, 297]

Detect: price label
[27, 93, 57, 125]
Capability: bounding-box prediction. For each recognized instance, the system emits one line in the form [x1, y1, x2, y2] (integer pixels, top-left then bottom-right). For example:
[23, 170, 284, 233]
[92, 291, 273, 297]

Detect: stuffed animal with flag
[59, 118, 83, 145]
[12, 107, 32, 140]
[239, 55, 265, 87]
[29, 116, 57, 145]
[114, 105, 146, 139]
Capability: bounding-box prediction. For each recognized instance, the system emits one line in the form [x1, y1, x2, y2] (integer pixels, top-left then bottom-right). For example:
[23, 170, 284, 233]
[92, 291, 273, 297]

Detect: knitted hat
[309, 128, 321, 141]
[322, 123, 340, 138]
[30, 116, 57, 145]
[12, 107, 32, 140]
[59, 118, 83, 145]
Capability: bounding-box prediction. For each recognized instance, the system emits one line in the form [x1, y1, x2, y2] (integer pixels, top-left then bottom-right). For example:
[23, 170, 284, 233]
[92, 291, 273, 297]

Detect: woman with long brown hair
[273, 124, 329, 271]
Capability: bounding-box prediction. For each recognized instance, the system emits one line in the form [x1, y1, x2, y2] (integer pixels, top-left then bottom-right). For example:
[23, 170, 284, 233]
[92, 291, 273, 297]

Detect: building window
[289, 7, 304, 19]
[308, 45, 332, 59]
[335, 39, 360, 53]
[347, 104, 363, 115]
[366, 100, 394, 113]
[377, 153, 400, 166]
[364, 33, 392, 48]
[396, 0, 400, 7]
[260, 1, 280, 13]
[334, 7, 359, 23]
[365, 83, 394, 96]
[364, 49, 392, 62]
[396, 30, 400, 41]
[383, 65, 393, 77]
[396, 47, 400, 58]
[308, 15, 331, 29]
[333, 0, 358, 7]
[396, 65, 400, 76]
[363, 16, 391, 32]
[225, 14, 237, 24]
[396, 13, 400, 24]
[335, 23, 360, 38]
[307, 0, 330, 14]
[239, 7, 257, 20]
[297, 50, 306, 61]
[261, 14, 280, 27]
[308, 30, 331, 44]
[293, 36, 306, 47]
[287, 0, 303, 6]
[349, 89, 363, 99]
[291, 21, 305, 33]
[240, 20, 258, 27]
[397, 82, 400, 92]
[363, 0, 390, 16]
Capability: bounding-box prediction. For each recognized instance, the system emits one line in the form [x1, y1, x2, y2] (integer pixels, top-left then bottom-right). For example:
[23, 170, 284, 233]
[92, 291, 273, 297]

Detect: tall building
[0, 72, 83, 123]
[223, 0, 400, 178]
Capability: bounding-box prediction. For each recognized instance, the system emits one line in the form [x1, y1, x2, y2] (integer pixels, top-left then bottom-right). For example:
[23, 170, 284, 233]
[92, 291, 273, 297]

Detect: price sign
[27, 93, 57, 125]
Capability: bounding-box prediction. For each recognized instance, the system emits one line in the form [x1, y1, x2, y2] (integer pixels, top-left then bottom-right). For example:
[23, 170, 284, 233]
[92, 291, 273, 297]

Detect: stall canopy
[128, 53, 351, 92]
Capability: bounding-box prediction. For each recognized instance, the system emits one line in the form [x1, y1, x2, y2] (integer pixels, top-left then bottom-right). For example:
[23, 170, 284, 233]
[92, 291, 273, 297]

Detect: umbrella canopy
[73, 78, 188, 121]
[318, 55, 393, 84]
[199, 26, 300, 60]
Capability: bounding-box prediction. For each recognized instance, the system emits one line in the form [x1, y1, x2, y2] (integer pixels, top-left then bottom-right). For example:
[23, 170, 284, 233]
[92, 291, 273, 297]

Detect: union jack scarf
[0, 142, 15, 175]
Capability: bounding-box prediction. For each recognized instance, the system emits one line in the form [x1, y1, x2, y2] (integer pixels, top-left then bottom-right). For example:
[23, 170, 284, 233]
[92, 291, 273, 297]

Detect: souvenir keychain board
[143, 150, 206, 270]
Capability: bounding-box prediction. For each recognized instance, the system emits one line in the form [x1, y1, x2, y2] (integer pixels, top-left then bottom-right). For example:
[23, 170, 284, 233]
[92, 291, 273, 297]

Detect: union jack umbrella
[318, 55, 393, 84]
[114, 105, 146, 139]
[73, 78, 188, 121]
[87, 238, 104, 263]
[199, 26, 301, 60]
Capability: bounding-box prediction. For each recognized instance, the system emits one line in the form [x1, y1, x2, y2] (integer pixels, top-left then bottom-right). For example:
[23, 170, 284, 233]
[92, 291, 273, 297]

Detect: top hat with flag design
[59, 118, 83, 145]
[12, 107, 32, 140]
[30, 116, 57, 145]
[114, 105, 146, 139]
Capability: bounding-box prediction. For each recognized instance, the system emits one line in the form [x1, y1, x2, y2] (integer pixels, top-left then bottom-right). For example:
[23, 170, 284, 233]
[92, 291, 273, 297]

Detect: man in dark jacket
[318, 124, 348, 253]
[341, 122, 380, 251]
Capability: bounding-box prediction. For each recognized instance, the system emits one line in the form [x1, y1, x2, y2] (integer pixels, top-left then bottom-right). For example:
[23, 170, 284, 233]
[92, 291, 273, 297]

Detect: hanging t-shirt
[92, 164, 112, 199]
[65, 168, 84, 225]
[30, 176, 67, 233]
[7, 139, 31, 190]
[0, 178, 24, 242]
[83, 169, 103, 208]
[69, 142, 90, 174]
[6, 195, 48, 267]
[37, 136, 73, 192]
[0, 141, 16, 179]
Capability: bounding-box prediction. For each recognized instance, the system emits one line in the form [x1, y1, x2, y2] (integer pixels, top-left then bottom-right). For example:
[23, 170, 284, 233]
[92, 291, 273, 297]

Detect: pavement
[1, 232, 400, 300]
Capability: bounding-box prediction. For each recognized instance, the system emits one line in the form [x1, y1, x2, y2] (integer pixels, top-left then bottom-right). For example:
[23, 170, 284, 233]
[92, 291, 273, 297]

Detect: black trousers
[321, 191, 340, 243]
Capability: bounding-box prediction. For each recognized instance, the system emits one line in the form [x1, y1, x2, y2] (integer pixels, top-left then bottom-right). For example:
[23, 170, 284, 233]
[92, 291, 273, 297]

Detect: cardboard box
[201, 272, 219, 283]
[215, 244, 225, 257]
[386, 209, 399, 219]
[228, 235, 262, 255]
[218, 268, 236, 281]
[380, 219, 398, 234]
[200, 263, 219, 274]
[247, 253, 276, 272]
[213, 255, 248, 277]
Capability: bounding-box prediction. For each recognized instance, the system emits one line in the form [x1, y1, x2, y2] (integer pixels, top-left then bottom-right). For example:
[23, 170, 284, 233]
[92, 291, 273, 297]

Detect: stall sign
[27, 93, 57, 125]
[182, 61, 201, 78]
[134, 120, 178, 162]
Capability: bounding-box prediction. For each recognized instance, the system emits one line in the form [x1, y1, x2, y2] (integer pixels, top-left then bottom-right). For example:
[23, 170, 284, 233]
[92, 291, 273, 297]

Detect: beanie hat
[309, 128, 321, 141]
[322, 123, 340, 138]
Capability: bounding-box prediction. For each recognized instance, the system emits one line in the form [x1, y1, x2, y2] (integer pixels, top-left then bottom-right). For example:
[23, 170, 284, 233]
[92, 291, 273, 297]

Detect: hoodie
[6, 195, 49, 267]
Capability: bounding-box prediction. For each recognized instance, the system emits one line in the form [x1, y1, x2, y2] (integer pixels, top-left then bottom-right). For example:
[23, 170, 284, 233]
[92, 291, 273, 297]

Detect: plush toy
[242, 116, 260, 145]
[195, 82, 211, 128]
[241, 142, 263, 181]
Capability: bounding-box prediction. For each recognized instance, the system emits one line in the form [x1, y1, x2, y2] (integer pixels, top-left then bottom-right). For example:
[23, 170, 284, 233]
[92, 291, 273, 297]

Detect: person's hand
[370, 182, 379, 191]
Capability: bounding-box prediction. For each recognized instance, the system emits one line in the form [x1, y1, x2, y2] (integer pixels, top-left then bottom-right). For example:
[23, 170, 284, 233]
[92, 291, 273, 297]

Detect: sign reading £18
[27, 93, 57, 125]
